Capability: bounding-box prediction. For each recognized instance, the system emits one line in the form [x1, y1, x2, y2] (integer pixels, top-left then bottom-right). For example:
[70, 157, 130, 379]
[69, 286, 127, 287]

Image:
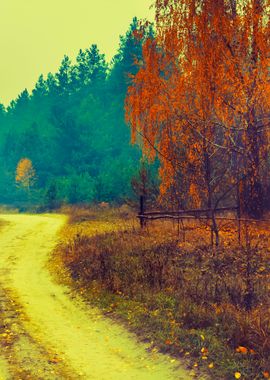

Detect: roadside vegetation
[52, 206, 270, 380]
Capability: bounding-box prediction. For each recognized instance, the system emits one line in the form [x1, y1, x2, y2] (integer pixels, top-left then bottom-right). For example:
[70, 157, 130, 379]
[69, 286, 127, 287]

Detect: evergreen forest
[0, 18, 153, 208]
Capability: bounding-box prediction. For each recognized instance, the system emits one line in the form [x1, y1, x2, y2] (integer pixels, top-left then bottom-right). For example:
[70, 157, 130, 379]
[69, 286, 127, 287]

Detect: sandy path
[0, 356, 9, 379]
[0, 214, 192, 380]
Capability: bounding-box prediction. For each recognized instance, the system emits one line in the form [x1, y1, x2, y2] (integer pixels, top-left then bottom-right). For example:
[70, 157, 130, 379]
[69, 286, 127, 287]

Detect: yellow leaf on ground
[235, 372, 241, 379]
[201, 347, 208, 354]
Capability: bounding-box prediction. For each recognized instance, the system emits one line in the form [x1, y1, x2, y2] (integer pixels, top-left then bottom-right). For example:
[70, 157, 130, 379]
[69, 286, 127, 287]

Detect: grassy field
[53, 206, 270, 380]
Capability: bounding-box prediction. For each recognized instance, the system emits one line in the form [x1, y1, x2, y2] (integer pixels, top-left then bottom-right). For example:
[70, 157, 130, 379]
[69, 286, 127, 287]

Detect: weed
[54, 207, 270, 380]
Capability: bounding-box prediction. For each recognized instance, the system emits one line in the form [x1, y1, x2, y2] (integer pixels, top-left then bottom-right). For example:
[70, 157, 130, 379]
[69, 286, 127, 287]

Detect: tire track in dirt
[0, 214, 193, 380]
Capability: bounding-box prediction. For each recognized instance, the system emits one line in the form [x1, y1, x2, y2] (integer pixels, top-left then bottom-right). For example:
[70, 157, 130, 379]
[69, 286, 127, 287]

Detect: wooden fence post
[139, 195, 145, 228]
[237, 182, 241, 245]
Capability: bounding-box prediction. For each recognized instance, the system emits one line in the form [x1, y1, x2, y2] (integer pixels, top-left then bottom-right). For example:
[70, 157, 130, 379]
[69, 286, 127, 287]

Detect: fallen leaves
[48, 357, 61, 364]
[201, 347, 208, 354]
[236, 346, 248, 354]
[200, 347, 208, 360]
[235, 346, 257, 356]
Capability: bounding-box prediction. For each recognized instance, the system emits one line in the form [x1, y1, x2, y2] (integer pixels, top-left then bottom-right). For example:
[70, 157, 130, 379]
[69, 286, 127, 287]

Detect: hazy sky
[0, 0, 154, 106]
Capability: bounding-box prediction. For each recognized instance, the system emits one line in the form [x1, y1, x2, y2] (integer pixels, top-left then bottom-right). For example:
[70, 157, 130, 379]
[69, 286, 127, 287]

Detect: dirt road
[0, 214, 193, 379]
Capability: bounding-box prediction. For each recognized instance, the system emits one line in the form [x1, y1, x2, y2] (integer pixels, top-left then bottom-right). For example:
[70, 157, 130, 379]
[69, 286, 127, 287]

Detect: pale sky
[0, 0, 154, 106]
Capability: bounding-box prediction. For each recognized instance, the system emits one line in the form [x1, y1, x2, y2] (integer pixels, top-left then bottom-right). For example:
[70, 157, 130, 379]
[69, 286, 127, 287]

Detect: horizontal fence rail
[137, 195, 270, 245]
[140, 206, 239, 217]
[138, 214, 270, 223]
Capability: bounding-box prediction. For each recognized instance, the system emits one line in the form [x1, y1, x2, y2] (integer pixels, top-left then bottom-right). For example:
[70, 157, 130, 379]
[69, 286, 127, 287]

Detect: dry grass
[0, 205, 20, 214]
[58, 204, 136, 224]
[0, 219, 8, 230]
[54, 206, 270, 380]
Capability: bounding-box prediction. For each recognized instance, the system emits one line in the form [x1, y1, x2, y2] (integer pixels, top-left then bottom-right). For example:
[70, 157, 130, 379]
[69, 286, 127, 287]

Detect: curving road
[0, 214, 193, 380]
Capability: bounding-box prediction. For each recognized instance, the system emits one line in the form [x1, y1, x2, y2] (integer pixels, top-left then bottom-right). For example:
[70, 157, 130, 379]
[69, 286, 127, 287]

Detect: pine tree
[109, 18, 146, 95]
[56, 55, 73, 95]
[8, 89, 30, 114]
[73, 45, 107, 96]
[32, 75, 48, 98]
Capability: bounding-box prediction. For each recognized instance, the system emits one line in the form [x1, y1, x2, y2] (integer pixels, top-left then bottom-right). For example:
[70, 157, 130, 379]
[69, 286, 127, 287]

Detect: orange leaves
[236, 346, 248, 354]
[189, 183, 201, 208]
[16, 158, 33, 181]
[15, 158, 36, 189]
[201, 347, 208, 355]
[126, 0, 270, 209]
[235, 346, 257, 356]
[126, 0, 231, 204]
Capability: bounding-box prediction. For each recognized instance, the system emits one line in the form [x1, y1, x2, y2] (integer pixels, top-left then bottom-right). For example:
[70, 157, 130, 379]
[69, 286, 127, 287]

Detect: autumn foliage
[16, 158, 36, 190]
[126, 0, 270, 220]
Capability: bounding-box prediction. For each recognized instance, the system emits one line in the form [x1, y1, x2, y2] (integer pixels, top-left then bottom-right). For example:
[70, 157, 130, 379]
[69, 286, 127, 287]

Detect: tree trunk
[211, 211, 219, 247]
[243, 117, 263, 219]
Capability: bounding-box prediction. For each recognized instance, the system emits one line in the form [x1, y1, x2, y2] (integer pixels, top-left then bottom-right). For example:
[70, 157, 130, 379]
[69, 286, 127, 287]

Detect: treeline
[0, 18, 154, 207]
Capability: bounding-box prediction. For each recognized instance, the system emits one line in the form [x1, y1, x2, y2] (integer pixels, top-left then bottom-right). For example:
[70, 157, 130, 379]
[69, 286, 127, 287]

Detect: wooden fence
[137, 196, 248, 244]
[138, 196, 270, 246]
[138, 196, 238, 222]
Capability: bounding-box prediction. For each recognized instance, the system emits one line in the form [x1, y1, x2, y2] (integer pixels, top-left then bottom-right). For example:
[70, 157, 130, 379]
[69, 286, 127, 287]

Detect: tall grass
[55, 207, 270, 380]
